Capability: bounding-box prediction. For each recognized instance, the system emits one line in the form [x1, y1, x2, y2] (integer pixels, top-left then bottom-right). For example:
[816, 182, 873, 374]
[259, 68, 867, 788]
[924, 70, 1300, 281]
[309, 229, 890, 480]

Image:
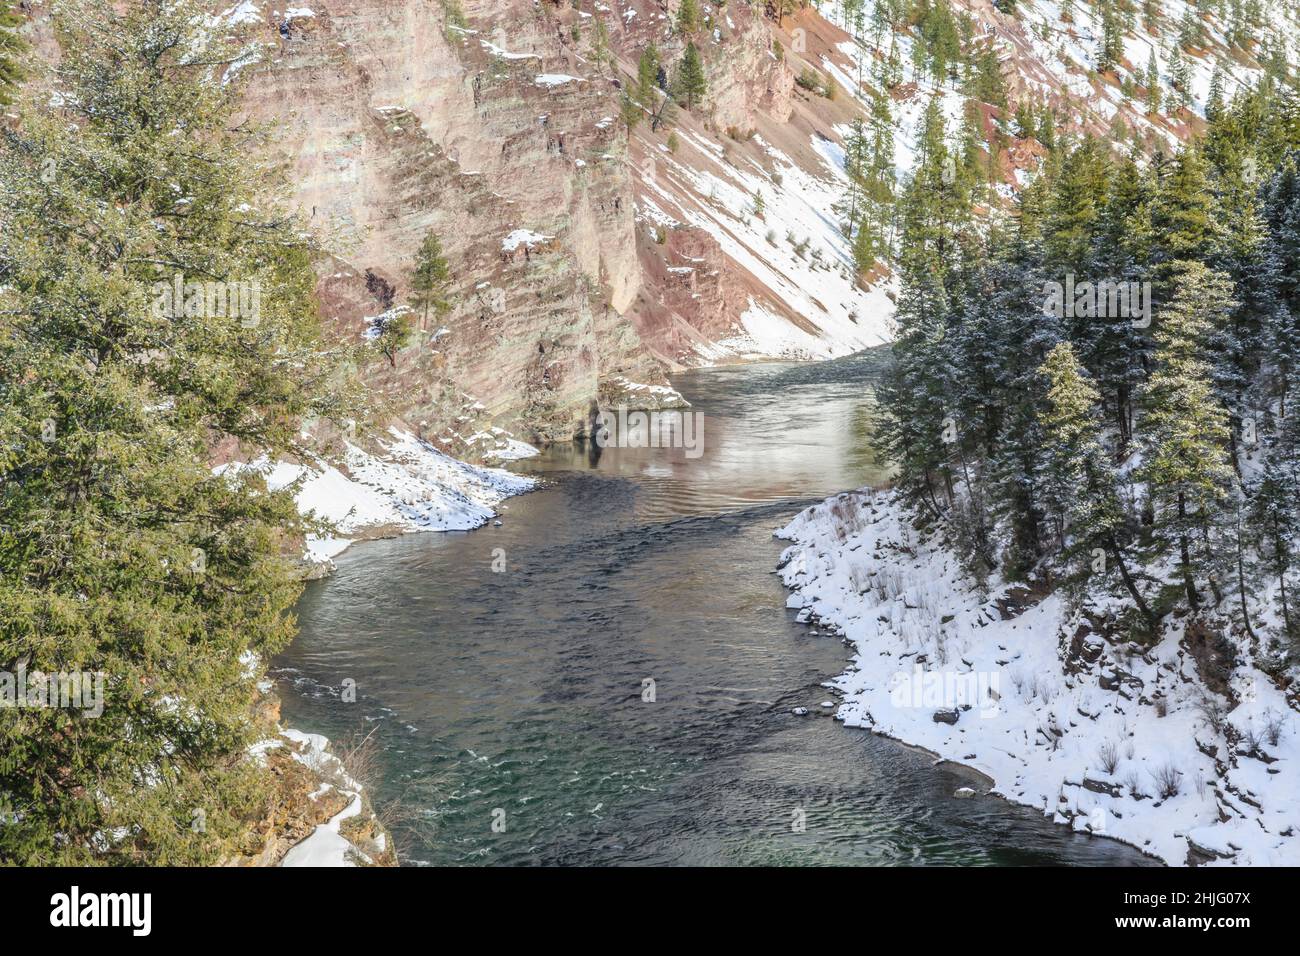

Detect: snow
[480, 39, 538, 60]
[501, 228, 553, 252]
[277, 729, 369, 867]
[481, 438, 541, 462]
[222, 428, 534, 568]
[636, 127, 893, 360]
[606, 375, 688, 406]
[219, 0, 262, 26]
[534, 74, 583, 88]
[776, 489, 1300, 866]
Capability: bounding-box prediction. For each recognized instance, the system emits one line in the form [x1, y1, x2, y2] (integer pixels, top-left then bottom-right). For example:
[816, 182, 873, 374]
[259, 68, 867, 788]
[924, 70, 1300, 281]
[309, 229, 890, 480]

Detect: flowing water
[276, 355, 1156, 866]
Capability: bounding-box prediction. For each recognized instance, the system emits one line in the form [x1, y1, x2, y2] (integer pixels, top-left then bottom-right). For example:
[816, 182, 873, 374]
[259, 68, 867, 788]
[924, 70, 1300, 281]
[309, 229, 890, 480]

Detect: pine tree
[1037, 104, 1058, 153]
[1261, 157, 1300, 416]
[1096, 0, 1125, 74]
[1170, 45, 1192, 110]
[865, 85, 897, 252]
[1139, 262, 1237, 611]
[372, 310, 414, 366]
[1145, 49, 1162, 115]
[590, 13, 612, 72]
[620, 89, 643, 131]
[408, 231, 454, 329]
[1178, 6, 1203, 50]
[0, 0, 355, 863]
[409, 230, 453, 329]
[1014, 100, 1036, 139]
[634, 42, 675, 132]
[1206, 67, 1225, 122]
[674, 42, 707, 111]
[1043, 136, 1110, 276]
[676, 0, 701, 35]
[1249, 409, 1300, 642]
[637, 42, 661, 103]
[839, 117, 871, 232]
[1151, 148, 1219, 296]
[1039, 343, 1153, 625]
[970, 42, 1007, 111]
[0, 1, 25, 105]
[877, 96, 970, 518]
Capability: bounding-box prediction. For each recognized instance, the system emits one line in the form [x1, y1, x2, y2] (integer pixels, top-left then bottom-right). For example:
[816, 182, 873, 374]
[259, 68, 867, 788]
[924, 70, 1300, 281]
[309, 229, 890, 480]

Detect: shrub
[1097, 740, 1120, 775]
[1150, 761, 1181, 799]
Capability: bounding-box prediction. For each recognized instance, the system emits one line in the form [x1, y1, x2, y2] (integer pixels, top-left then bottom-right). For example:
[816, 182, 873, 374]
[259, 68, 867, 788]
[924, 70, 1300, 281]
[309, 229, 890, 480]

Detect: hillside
[78, 0, 1297, 451]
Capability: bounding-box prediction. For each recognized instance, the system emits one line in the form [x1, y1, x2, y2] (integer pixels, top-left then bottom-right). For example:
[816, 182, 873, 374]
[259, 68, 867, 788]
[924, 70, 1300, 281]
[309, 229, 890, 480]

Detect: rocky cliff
[26, 0, 1296, 447]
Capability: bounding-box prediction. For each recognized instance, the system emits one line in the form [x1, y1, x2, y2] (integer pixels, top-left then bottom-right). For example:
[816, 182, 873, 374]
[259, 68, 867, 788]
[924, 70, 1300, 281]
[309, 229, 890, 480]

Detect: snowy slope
[636, 126, 895, 359]
[223, 428, 536, 567]
[778, 489, 1300, 866]
[630, 0, 1300, 363]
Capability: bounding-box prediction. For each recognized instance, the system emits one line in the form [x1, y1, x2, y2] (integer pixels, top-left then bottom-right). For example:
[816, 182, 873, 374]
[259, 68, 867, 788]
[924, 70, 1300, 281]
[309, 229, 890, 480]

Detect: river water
[275, 355, 1155, 866]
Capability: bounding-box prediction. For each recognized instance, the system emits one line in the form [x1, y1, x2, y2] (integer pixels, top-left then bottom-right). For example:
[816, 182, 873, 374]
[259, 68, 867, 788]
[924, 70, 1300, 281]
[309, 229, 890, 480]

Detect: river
[275, 354, 1155, 866]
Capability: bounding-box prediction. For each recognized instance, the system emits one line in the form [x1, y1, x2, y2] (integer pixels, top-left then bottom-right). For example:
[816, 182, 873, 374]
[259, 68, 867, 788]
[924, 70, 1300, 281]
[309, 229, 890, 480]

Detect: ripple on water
[277, 357, 1157, 867]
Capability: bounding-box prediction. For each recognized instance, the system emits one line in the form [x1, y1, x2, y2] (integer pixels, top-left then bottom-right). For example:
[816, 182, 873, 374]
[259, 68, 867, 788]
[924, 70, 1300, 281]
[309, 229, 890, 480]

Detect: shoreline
[775, 488, 1300, 867]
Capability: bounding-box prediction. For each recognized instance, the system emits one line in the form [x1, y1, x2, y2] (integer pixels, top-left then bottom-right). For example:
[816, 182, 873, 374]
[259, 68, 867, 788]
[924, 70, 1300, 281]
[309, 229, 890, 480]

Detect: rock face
[223, 0, 670, 444]
[29, 0, 1285, 445]
[214, 0, 816, 445]
[193, 0, 809, 448]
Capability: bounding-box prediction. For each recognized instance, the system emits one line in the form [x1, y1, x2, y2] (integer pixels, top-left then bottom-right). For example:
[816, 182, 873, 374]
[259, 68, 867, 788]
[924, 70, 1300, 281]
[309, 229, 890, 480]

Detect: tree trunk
[1178, 492, 1199, 610]
[1108, 537, 1154, 633]
[1236, 512, 1257, 641]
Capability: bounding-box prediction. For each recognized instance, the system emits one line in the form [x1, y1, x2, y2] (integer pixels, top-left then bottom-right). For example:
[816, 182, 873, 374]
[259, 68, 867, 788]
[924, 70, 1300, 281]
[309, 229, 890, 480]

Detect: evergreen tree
[1260, 155, 1300, 416]
[1170, 45, 1193, 110]
[877, 96, 969, 518]
[408, 230, 453, 329]
[0, 0, 355, 863]
[1248, 410, 1300, 642]
[1037, 104, 1058, 153]
[1145, 50, 1162, 115]
[620, 89, 643, 132]
[590, 13, 612, 72]
[674, 42, 707, 111]
[0, 1, 25, 105]
[1206, 66, 1225, 122]
[1151, 148, 1219, 295]
[637, 42, 662, 103]
[1097, 0, 1125, 74]
[1043, 136, 1110, 276]
[970, 42, 1007, 111]
[1039, 342, 1153, 625]
[838, 117, 871, 234]
[372, 310, 414, 367]
[1139, 263, 1237, 611]
[676, 0, 701, 35]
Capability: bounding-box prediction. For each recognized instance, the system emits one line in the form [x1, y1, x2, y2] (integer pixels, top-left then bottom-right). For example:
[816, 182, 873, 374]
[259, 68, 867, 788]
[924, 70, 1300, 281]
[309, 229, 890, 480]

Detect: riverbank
[776, 488, 1300, 866]
[246, 426, 540, 574]
[229, 429, 541, 865]
[228, 691, 397, 867]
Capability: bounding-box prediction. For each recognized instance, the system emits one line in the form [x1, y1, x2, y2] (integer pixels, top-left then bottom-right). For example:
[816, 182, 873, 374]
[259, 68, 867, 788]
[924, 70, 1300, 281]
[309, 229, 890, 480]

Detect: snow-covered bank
[776, 490, 1300, 866]
[226, 426, 537, 570]
[246, 725, 394, 867]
